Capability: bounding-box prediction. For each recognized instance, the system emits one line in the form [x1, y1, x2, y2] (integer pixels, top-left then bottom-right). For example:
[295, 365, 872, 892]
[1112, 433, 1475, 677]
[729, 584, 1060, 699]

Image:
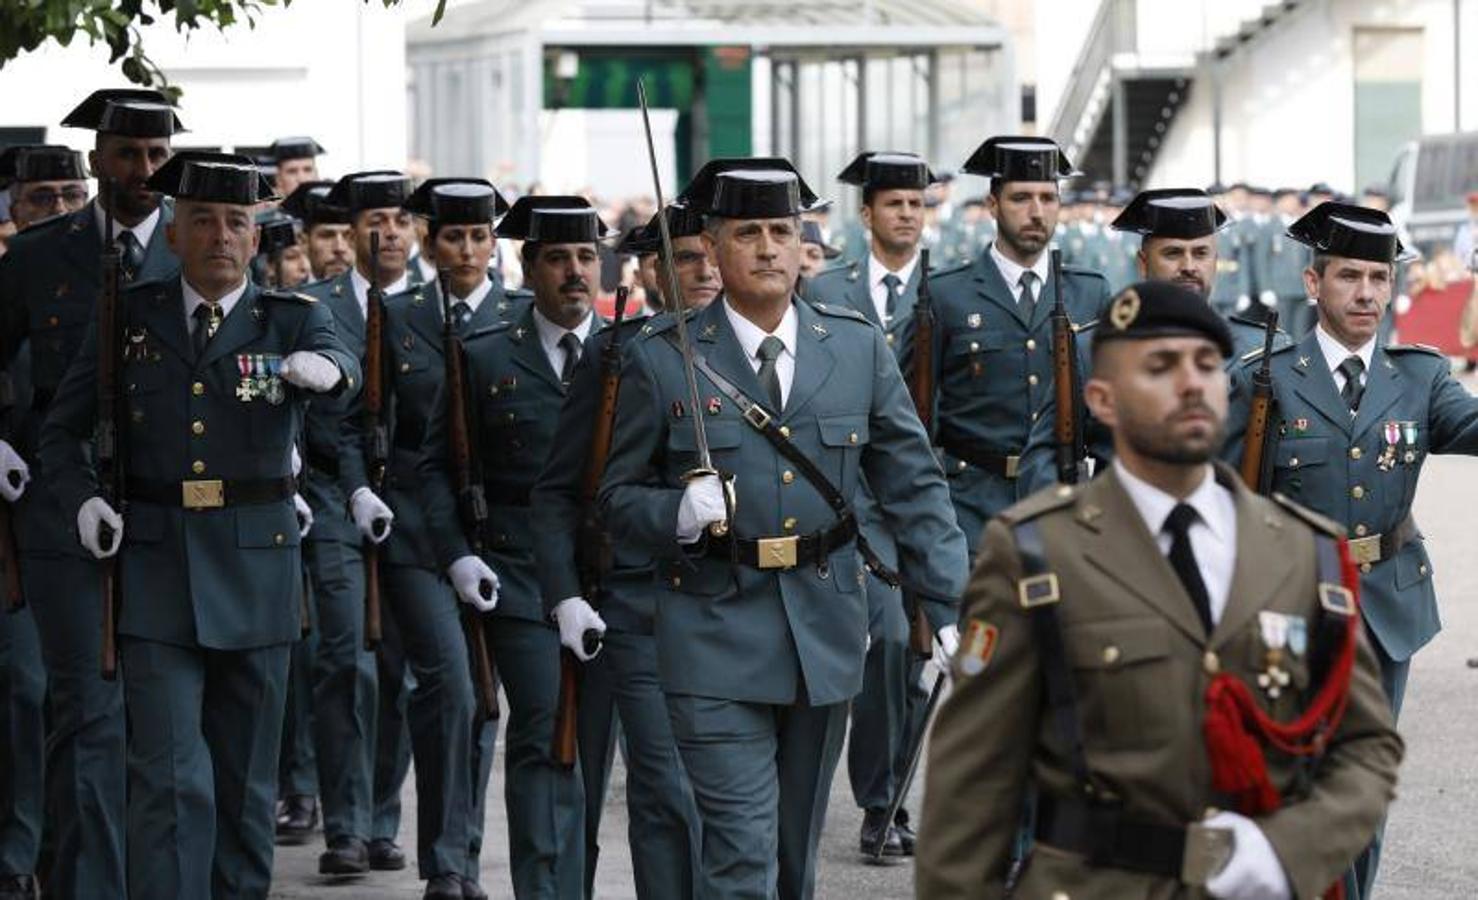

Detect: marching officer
[804, 150, 939, 857]
[0, 88, 185, 900]
[1206, 183, 1252, 317]
[280, 180, 355, 281]
[530, 203, 714, 899]
[0, 144, 90, 231]
[918, 280, 1402, 900]
[1223, 201, 1478, 897]
[1249, 188, 1310, 335]
[1016, 187, 1294, 494]
[418, 193, 610, 899]
[798, 220, 842, 280]
[596, 158, 968, 898]
[268, 136, 326, 200]
[39, 150, 357, 900]
[926, 136, 1111, 550]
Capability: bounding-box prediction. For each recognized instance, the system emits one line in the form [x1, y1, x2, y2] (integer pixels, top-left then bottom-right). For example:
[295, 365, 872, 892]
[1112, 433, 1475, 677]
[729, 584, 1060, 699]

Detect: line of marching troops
[0, 85, 1468, 900]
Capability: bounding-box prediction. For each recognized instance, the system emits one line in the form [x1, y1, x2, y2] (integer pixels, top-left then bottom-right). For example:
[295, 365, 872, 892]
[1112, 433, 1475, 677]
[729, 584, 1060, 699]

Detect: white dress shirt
[1113, 460, 1238, 626]
[724, 299, 798, 408]
[350, 268, 410, 321]
[988, 241, 1051, 304]
[446, 276, 494, 319]
[416, 253, 437, 285]
[867, 251, 920, 324]
[1313, 324, 1375, 394]
[182, 276, 249, 336]
[95, 203, 161, 252]
[532, 307, 594, 379]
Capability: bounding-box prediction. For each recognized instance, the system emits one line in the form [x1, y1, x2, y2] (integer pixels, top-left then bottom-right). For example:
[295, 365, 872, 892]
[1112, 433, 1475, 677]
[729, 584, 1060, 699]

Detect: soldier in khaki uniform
[917, 280, 1401, 900]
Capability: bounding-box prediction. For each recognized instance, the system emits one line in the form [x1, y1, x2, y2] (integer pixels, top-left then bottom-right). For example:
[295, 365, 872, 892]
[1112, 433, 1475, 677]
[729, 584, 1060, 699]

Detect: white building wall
[0, 0, 408, 177]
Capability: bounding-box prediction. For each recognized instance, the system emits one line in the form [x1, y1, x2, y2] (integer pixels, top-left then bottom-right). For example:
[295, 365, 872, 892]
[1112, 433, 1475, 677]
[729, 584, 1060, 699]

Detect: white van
[1387, 132, 1478, 252]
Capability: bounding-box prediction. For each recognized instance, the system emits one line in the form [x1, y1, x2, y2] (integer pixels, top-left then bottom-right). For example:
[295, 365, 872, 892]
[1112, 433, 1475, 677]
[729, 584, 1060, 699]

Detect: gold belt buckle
[181, 479, 225, 510]
[1347, 534, 1382, 565]
[756, 535, 798, 570]
[1004, 454, 1021, 479]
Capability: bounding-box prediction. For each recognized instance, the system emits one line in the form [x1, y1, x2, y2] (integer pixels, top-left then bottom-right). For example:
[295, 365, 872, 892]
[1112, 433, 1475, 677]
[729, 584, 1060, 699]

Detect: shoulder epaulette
[260, 289, 315, 304]
[1385, 343, 1443, 357]
[809, 263, 856, 285]
[810, 302, 869, 324]
[1072, 318, 1099, 334]
[1227, 313, 1271, 329]
[1269, 492, 1344, 538]
[998, 482, 1081, 525]
[929, 261, 972, 280]
[1239, 340, 1295, 365]
[635, 309, 695, 339]
[465, 320, 513, 341]
[598, 313, 650, 337]
[1060, 264, 1109, 282]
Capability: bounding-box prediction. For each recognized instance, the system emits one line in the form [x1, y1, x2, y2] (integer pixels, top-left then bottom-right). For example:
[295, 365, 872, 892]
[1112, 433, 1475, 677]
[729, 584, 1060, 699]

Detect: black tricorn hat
[257, 212, 302, 257]
[677, 157, 827, 218]
[269, 136, 326, 162]
[326, 171, 413, 216]
[801, 220, 842, 259]
[61, 89, 185, 136]
[145, 151, 277, 204]
[836, 151, 936, 191]
[403, 178, 510, 224]
[961, 135, 1078, 181]
[1286, 201, 1417, 264]
[1112, 188, 1227, 240]
[496, 195, 610, 243]
[0, 145, 88, 185]
[1092, 280, 1234, 358]
[280, 180, 348, 226]
[615, 204, 705, 255]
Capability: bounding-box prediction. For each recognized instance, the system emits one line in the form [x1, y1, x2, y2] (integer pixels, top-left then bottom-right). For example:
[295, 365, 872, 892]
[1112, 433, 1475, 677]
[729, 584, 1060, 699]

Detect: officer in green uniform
[281, 180, 355, 282]
[1206, 182, 1252, 317]
[269, 136, 326, 201]
[1017, 187, 1295, 494]
[39, 150, 357, 900]
[803, 150, 940, 858]
[596, 160, 968, 899]
[1223, 202, 1478, 899]
[417, 193, 607, 899]
[531, 203, 712, 899]
[1250, 188, 1311, 336]
[0, 90, 185, 900]
[295, 170, 430, 879]
[926, 136, 1112, 550]
[0, 141, 91, 900]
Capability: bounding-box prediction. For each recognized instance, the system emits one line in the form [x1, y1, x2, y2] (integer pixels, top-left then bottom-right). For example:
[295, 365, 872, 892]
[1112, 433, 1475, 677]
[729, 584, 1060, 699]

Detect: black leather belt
[393, 429, 425, 454]
[706, 515, 857, 571]
[1347, 514, 1418, 566]
[485, 484, 531, 507]
[1035, 792, 1186, 879]
[306, 448, 339, 478]
[129, 476, 296, 510]
[938, 429, 1021, 479]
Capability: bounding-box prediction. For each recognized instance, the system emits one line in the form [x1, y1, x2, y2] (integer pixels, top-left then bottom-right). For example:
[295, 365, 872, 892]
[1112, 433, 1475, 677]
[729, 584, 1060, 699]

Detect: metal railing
[1046, 0, 1135, 152]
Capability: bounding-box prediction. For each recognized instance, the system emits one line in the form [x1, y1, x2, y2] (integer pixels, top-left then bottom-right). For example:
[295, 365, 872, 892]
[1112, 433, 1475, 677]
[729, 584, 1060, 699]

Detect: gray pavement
[269, 453, 1478, 899]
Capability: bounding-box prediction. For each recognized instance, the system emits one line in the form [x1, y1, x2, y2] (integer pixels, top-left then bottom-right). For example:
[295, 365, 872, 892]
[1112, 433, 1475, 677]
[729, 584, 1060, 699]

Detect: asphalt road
[269, 453, 1478, 899]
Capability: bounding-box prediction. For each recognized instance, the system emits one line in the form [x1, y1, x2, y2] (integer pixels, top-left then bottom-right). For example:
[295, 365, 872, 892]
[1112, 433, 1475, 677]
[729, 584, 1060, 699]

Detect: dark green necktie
[756, 335, 784, 411]
[117, 231, 144, 283]
[558, 332, 582, 387]
[1019, 269, 1039, 320]
[450, 300, 473, 335]
[881, 272, 903, 322]
[192, 302, 220, 360]
[1338, 355, 1365, 413]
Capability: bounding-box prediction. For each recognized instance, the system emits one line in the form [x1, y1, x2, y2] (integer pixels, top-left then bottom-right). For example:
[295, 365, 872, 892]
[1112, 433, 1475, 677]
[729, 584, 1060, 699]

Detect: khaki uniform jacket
[917, 464, 1402, 900]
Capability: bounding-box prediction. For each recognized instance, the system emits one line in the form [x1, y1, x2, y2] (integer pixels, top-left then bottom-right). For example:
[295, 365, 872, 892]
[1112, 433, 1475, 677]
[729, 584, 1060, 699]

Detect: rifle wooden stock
[1049, 248, 1081, 486]
[361, 232, 387, 651]
[1239, 312, 1281, 493]
[553, 287, 629, 768]
[97, 180, 124, 680]
[905, 250, 936, 658]
[438, 270, 499, 722]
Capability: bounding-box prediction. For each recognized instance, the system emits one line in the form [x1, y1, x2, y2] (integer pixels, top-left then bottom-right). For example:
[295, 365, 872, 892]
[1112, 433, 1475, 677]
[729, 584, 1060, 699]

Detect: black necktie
[117, 231, 144, 283]
[756, 335, 785, 411]
[1019, 270, 1039, 320]
[1164, 503, 1213, 634]
[450, 301, 473, 335]
[192, 302, 220, 360]
[881, 272, 903, 322]
[558, 332, 582, 387]
[1338, 355, 1366, 413]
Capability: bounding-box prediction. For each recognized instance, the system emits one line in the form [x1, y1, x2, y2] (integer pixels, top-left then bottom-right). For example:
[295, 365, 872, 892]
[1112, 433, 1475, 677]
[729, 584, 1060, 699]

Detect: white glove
[1258, 289, 1277, 309]
[290, 444, 303, 477]
[0, 440, 29, 502]
[1204, 812, 1292, 900]
[448, 554, 499, 612]
[280, 351, 342, 393]
[1394, 292, 1413, 316]
[932, 623, 960, 677]
[553, 597, 607, 661]
[675, 474, 726, 543]
[1234, 294, 1251, 313]
[350, 487, 394, 543]
[77, 497, 123, 559]
[293, 493, 313, 538]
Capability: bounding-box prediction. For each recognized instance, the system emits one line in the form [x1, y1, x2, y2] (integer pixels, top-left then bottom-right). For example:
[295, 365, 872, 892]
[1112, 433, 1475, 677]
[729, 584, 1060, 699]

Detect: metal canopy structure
[407, 0, 1015, 213]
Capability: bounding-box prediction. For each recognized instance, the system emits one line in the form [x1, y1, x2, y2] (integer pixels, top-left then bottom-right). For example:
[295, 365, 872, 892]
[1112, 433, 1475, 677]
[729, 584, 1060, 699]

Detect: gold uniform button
[1350, 446, 1362, 460]
[1031, 411, 1039, 421]
[1354, 524, 1368, 536]
[779, 425, 791, 438]
[1052, 892, 1069, 900]
[1102, 645, 1121, 665]
[191, 460, 206, 475]
[1289, 457, 1300, 468]
[969, 341, 980, 352]
[273, 533, 285, 546]
[1028, 374, 1039, 386]
[957, 460, 968, 472]
[848, 432, 858, 444]
[671, 576, 682, 588]
[1351, 485, 1365, 500]
[192, 382, 205, 396]
[782, 470, 795, 485]
[1026, 339, 1037, 351]
[783, 517, 798, 532]
[1419, 564, 1429, 576]
[886, 334, 895, 346]
[1203, 651, 1220, 675]
[1360, 562, 1372, 574]
[400, 362, 410, 373]
[191, 421, 205, 436]
[1054, 485, 1073, 498]
[47, 315, 59, 327]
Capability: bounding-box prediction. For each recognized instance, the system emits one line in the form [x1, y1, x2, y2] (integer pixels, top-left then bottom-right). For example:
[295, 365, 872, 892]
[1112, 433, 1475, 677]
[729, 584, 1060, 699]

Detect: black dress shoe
[423, 874, 463, 900]
[0, 874, 39, 900]
[275, 794, 318, 844]
[318, 835, 370, 876]
[859, 808, 904, 861]
[368, 837, 408, 871]
[460, 876, 489, 900]
[892, 807, 917, 856]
